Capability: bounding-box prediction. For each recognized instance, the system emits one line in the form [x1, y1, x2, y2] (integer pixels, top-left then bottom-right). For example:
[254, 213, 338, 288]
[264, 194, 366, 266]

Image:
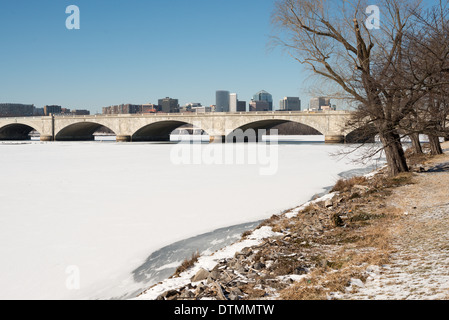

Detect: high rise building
[252, 90, 273, 110]
[229, 93, 238, 113]
[215, 90, 230, 112]
[279, 97, 301, 111]
[249, 100, 270, 112]
[44, 105, 62, 116]
[237, 101, 246, 112]
[158, 97, 179, 113]
[309, 97, 331, 111]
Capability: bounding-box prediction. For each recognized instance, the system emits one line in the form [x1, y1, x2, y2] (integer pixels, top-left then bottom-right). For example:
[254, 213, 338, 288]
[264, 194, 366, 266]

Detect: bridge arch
[227, 119, 324, 142]
[0, 122, 41, 141]
[345, 124, 377, 143]
[55, 122, 117, 141]
[131, 120, 208, 142]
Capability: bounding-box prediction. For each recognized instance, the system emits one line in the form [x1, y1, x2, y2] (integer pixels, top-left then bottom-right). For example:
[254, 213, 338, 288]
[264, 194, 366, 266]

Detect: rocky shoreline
[137, 142, 449, 300]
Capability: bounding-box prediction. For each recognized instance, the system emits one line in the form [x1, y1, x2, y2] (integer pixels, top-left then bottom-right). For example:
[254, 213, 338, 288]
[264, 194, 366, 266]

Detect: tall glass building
[252, 90, 273, 110]
[215, 90, 230, 112]
[279, 97, 301, 111]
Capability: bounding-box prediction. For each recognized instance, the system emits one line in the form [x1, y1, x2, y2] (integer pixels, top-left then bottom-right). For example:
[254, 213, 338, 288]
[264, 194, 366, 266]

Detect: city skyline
[0, 0, 318, 113]
[1, 90, 336, 115]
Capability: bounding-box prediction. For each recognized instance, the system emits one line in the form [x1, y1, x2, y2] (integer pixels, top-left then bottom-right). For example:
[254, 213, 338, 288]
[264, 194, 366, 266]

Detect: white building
[229, 93, 238, 113]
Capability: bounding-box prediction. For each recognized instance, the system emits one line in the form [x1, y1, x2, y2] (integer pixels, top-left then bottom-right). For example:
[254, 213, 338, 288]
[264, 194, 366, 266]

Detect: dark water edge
[111, 221, 262, 300]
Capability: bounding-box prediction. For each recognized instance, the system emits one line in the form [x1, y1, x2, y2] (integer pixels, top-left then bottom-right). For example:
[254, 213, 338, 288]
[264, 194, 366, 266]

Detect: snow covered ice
[0, 138, 383, 299]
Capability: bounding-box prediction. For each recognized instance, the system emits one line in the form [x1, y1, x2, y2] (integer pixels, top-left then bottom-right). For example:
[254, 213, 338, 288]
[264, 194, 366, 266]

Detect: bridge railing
[54, 110, 351, 117]
[0, 110, 352, 120]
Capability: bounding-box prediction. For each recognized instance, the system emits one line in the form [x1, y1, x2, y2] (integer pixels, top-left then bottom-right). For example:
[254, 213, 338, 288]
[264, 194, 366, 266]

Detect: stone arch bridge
[0, 111, 360, 143]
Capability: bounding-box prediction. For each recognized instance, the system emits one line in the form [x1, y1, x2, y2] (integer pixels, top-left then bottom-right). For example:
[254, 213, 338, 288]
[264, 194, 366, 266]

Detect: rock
[179, 289, 195, 299]
[191, 268, 210, 282]
[207, 269, 223, 284]
[294, 266, 308, 275]
[240, 247, 253, 257]
[194, 283, 205, 296]
[253, 262, 266, 270]
[335, 196, 344, 204]
[210, 270, 220, 280]
[325, 199, 333, 208]
[350, 278, 365, 288]
[157, 289, 179, 300]
[213, 282, 228, 301]
[232, 261, 246, 273]
[228, 288, 243, 300]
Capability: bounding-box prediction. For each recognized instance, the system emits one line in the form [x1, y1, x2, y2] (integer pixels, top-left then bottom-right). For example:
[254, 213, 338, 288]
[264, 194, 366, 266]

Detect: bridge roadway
[0, 111, 356, 143]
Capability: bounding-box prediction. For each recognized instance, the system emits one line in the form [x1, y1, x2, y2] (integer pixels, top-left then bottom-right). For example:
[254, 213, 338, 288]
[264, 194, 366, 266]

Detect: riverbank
[136, 141, 449, 300]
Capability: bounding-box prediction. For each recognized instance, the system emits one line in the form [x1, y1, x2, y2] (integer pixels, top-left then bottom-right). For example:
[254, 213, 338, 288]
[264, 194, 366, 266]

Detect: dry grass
[279, 194, 401, 300]
[331, 176, 367, 193]
[173, 251, 200, 277]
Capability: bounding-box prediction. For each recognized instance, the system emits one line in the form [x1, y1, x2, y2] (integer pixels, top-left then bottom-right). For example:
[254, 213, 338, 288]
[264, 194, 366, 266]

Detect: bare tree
[398, 2, 449, 155]
[272, 0, 448, 176]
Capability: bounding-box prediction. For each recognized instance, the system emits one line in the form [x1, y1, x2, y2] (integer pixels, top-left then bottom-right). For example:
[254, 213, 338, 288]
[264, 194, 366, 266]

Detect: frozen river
[0, 137, 383, 299]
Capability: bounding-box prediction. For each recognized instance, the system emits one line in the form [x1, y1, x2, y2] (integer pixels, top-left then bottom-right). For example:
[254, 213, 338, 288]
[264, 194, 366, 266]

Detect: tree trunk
[409, 133, 423, 154]
[428, 134, 443, 155]
[379, 130, 410, 176]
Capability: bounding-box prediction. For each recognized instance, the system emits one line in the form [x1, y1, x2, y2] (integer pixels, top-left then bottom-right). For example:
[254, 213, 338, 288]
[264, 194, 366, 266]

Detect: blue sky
[0, 0, 310, 113]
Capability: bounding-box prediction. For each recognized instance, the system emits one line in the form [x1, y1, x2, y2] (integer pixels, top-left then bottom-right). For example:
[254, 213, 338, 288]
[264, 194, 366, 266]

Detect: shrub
[174, 251, 200, 276]
[331, 176, 367, 193]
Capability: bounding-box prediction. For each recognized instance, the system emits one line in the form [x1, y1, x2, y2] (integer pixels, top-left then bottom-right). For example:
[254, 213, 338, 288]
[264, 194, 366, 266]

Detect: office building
[279, 97, 301, 111]
[229, 93, 238, 113]
[215, 90, 230, 112]
[71, 109, 90, 115]
[102, 104, 142, 115]
[252, 90, 273, 110]
[237, 101, 246, 112]
[33, 108, 45, 116]
[0, 103, 35, 117]
[158, 97, 179, 113]
[141, 104, 158, 113]
[44, 105, 62, 116]
[309, 97, 331, 111]
[191, 106, 212, 113]
[249, 100, 270, 112]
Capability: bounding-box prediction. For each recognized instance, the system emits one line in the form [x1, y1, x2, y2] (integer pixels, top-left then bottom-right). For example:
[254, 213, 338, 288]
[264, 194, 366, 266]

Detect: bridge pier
[209, 135, 226, 143]
[325, 135, 345, 144]
[40, 135, 54, 142]
[116, 135, 132, 142]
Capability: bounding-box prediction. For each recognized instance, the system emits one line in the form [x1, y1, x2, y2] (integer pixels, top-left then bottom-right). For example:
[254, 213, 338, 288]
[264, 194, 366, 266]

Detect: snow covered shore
[134, 167, 382, 300]
[141, 143, 449, 301]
